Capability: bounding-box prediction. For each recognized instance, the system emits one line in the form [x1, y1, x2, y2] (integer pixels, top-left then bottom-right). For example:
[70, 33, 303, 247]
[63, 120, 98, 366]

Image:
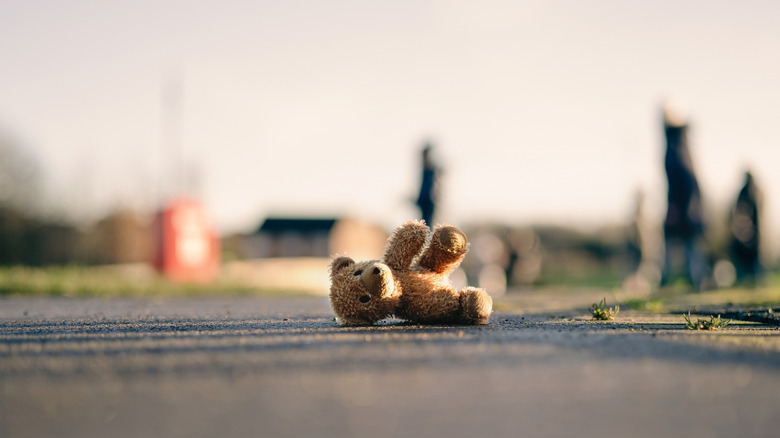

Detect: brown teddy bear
[329, 220, 492, 326]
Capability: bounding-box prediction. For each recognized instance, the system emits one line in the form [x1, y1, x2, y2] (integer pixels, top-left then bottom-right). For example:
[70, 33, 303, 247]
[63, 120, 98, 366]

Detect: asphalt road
[1, 296, 779, 438]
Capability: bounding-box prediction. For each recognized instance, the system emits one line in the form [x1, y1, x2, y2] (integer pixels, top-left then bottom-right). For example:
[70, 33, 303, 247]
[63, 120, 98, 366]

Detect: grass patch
[589, 297, 619, 321]
[623, 298, 667, 313]
[0, 265, 310, 298]
[620, 271, 780, 314]
[536, 266, 623, 289]
[683, 312, 731, 330]
[675, 286, 780, 309]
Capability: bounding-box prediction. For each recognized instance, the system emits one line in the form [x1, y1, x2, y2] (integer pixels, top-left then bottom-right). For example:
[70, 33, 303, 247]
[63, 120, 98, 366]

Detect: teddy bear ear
[330, 256, 355, 277]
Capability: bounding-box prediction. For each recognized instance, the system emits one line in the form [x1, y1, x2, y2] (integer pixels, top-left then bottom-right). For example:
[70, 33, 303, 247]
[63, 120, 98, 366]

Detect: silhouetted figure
[416, 143, 439, 226]
[730, 171, 762, 285]
[660, 108, 710, 290]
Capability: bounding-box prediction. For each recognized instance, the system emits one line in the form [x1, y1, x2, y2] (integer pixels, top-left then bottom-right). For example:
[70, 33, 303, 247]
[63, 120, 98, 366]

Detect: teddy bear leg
[398, 289, 463, 324]
[458, 287, 492, 324]
[417, 225, 468, 274]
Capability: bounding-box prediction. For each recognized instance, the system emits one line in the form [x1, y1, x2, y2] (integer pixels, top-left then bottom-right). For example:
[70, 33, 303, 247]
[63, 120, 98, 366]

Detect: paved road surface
[1, 296, 779, 438]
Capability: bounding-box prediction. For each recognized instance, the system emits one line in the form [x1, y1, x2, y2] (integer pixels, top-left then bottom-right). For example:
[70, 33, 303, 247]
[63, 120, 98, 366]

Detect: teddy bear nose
[360, 263, 393, 298]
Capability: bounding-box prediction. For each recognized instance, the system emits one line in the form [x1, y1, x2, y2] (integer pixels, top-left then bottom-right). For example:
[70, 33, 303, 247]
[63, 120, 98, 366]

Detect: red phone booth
[154, 198, 220, 283]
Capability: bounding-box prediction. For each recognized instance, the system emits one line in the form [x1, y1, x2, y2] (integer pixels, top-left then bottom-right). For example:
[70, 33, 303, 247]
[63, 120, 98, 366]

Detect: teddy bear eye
[359, 295, 371, 303]
[353, 270, 363, 277]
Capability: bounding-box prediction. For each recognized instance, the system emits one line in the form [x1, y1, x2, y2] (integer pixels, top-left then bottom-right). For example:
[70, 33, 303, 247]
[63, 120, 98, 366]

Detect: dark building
[244, 216, 388, 260]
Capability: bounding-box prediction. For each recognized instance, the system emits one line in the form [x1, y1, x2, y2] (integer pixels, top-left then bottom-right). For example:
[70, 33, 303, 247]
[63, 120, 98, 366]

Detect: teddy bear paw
[437, 226, 468, 254]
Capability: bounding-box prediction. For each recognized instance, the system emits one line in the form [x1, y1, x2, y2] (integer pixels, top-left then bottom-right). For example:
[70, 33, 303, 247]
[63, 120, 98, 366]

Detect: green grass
[620, 268, 780, 313]
[683, 312, 731, 330]
[623, 298, 668, 312]
[589, 297, 619, 320]
[0, 265, 305, 297]
[623, 283, 780, 314]
[535, 265, 623, 290]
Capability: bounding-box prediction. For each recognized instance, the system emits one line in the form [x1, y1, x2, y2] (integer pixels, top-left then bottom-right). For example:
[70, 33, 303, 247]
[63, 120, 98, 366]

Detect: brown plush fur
[329, 220, 492, 326]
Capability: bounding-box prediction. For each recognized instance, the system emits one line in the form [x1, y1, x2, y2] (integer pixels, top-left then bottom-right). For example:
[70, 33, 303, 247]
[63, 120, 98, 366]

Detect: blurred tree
[0, 130, 82, 265]
[1, 130, 41, 264]
[0, 130, 43, 215]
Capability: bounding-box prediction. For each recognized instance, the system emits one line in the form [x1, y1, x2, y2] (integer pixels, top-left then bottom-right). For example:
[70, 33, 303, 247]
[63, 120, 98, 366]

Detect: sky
[1, 0, 778, 256]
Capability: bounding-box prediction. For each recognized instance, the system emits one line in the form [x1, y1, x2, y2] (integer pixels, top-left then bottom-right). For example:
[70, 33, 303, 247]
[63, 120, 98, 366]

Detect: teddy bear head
[329, 256, 400, 326]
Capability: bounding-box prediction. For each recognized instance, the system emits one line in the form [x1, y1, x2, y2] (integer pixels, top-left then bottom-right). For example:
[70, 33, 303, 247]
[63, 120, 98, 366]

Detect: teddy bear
[329, 220, 492, 326]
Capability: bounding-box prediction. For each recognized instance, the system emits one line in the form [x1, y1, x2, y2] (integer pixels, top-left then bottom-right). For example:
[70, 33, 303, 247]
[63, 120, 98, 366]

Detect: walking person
[415, 142, 439, 227]
[660, 105, 710, 290]
[730, 170, 763, 285]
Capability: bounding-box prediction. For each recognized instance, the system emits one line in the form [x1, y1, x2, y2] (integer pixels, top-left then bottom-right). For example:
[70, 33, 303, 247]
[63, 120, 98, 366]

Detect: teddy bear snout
[360, 263, 393, 298]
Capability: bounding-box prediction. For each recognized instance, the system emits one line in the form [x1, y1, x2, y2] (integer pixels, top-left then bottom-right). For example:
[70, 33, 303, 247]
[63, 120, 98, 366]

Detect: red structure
[154, 199, 220, 283]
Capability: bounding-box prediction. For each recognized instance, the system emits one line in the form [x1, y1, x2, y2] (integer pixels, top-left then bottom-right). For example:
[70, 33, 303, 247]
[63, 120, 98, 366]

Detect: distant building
[90, 209, 153, 265]
[244, 217, 388, 260]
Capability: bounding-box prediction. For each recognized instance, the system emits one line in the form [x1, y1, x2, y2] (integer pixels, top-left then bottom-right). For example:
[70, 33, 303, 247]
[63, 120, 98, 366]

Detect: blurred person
[626, 190, 645, 274]
[506, 228, 542, 287]
[729, 170, 763, 285]
[660, 105, 710, 290]
[415, 142, 439, 227]
[622, 190, 662, 296]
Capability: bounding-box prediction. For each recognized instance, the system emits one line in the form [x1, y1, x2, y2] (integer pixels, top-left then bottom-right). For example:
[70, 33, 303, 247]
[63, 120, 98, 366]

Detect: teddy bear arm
[382, 220, 429, 271]
[417, 224, 469, 274]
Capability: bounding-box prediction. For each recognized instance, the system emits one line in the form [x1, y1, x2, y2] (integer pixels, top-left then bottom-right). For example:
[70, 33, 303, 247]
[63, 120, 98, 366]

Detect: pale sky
[1, 1, 778, 256]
